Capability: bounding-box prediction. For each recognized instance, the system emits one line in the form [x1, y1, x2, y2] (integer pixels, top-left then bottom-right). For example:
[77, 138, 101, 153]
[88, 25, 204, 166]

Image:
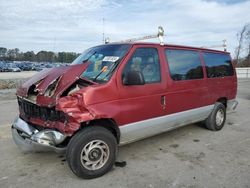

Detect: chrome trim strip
[12, 128, 66, 154]
[17, 96, 37, 105]
[12, 117, 67, 153]
[119, 105, 214, 145]
[12, 117, 38, 136]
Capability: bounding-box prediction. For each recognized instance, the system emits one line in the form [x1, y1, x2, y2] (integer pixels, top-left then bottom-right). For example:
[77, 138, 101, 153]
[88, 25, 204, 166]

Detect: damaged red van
[12, 37, 238, 178]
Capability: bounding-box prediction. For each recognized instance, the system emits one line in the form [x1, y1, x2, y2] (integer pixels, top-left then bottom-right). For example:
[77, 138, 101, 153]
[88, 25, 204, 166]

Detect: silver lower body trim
[119, 105, 214, 145]
[12, 117, 66, 153]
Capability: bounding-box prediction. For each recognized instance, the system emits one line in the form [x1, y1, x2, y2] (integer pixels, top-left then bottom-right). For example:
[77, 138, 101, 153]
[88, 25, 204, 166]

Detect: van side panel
[115, 45, 167, 125]
[200, 51, 237, 104]
[162, 47, 211, 114]
[86, 47, 237, 131]
[85, 46, 237, 145]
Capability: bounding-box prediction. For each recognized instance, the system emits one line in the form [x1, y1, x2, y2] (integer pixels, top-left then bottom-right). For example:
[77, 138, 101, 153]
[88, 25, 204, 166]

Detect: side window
[165, 49, 203, 81]
[202, 52, 234, 78]
[123, 48, 161, 83]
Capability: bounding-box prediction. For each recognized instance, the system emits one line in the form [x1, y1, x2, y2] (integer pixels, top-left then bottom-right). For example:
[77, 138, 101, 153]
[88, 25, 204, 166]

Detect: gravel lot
[0, 71, 37, 80]
[0, 71, 37, 89]
[0, 78, 249, 188]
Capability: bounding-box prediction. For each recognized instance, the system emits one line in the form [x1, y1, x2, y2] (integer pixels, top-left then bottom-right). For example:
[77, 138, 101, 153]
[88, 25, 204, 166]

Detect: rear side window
[165, 49, 203, 81]
[202, 52, 234, 78]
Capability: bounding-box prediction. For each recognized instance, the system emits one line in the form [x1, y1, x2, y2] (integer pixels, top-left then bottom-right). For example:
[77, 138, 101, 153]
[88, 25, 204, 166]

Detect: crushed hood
[16, 63, 89, 106]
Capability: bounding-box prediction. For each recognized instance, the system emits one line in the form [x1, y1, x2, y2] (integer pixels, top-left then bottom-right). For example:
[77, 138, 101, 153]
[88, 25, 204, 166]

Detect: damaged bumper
[11, 117, 67, 153]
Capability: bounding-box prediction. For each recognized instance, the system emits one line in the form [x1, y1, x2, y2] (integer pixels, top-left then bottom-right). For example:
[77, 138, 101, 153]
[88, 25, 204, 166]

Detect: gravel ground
[0, 71, 37, 89]
[0, 89, 16, 101]
[0, 71, 37, 80]
[0, 79, 249, 188]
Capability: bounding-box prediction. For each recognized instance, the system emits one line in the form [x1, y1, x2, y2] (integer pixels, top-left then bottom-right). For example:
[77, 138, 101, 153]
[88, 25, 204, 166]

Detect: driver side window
[123, 48, 161, 84]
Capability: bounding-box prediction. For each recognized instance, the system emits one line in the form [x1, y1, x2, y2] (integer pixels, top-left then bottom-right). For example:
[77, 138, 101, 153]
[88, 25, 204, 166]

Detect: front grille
[17, 97, 65, 122]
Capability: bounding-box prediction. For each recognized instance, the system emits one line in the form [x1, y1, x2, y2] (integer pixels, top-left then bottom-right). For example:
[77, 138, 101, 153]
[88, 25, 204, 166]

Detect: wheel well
[81, 119, 120, 143]
[217, 97, 227, 108]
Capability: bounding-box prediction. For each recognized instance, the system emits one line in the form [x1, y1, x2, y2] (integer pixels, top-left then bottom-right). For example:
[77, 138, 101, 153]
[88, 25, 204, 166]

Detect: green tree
[0, 47, 7, 58]
[0, 46, 79, 63]
[36, 51, 55, 62]
[23, 51, 35, 61]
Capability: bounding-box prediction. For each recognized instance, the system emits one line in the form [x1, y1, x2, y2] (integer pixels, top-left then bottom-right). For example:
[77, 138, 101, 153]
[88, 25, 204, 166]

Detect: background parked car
[0, 61, 68, 72]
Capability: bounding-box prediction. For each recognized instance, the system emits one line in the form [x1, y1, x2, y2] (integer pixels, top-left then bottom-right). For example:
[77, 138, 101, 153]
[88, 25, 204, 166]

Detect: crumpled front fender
[56, 93, 95, 124]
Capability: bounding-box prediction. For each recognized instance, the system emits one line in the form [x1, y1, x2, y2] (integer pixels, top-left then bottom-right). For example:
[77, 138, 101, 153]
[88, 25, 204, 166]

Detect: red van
[12, 42, 238, 179]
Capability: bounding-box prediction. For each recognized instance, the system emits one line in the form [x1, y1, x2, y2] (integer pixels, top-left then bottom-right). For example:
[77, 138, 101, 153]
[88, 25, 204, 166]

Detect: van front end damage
[12, 63, 98, 153]
[12, 92, 97, 153]
[12, 117, 67, 153]
[12, 98, 94, 153]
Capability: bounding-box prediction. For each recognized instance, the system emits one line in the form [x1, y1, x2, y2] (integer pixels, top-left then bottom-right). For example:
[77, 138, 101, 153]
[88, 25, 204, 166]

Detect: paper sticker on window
[103, 56, 119, 62]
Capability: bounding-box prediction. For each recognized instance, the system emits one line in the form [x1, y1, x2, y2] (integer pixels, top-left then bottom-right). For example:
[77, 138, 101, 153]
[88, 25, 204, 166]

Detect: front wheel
[66, 126, 117, 179]
[205, 102, 226, 131]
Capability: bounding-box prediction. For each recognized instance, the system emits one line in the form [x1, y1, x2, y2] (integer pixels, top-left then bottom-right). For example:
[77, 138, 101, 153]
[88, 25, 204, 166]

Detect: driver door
[116, 45, 167, 125]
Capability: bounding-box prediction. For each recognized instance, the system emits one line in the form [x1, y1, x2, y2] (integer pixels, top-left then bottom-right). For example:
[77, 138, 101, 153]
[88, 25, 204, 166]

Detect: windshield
[71, 44, 131, 83]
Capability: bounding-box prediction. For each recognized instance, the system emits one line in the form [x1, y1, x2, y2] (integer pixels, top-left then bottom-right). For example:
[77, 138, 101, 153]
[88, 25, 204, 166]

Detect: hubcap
[215, 109, 224, 126]
[80, 140, 109, 170]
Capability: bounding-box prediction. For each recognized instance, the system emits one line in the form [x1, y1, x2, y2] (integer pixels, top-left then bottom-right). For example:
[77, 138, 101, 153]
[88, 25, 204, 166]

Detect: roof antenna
[102, 18, 105, 44]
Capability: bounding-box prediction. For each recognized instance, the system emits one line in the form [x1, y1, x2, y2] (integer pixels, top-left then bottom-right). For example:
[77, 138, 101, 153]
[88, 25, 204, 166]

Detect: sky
[0, 0, 250, 56]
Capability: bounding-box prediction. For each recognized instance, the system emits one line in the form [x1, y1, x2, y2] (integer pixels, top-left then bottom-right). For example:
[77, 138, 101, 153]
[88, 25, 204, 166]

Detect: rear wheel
[205, 102, 226, 131]
[66, 126, 117, 179]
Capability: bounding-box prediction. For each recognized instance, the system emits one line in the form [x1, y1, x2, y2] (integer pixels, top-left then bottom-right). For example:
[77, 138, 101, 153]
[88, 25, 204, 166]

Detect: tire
[66, 126, 117, 179]
[205, 102, 226, 131]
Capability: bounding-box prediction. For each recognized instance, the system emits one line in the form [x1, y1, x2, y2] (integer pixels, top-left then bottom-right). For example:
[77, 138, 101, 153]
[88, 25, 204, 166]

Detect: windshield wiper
[102, 59, 121, 80]
[92, 60, 118, 82]
[92, 67, 108, 82]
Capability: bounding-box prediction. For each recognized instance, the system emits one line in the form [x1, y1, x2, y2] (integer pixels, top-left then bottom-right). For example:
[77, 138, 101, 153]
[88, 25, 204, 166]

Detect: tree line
[0, 47, 80, 63]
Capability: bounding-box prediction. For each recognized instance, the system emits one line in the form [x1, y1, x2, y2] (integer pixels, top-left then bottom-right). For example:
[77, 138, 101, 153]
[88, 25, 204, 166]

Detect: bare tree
[245, 29, 250, 56]
[235, 23, 250, 63]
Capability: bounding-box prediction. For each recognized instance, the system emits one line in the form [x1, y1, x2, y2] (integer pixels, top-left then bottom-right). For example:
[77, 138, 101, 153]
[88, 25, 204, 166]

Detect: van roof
[107, 42, 229, 54]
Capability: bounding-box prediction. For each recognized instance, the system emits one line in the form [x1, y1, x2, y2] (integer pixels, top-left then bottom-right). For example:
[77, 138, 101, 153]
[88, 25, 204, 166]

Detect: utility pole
[102, 18, 105, 44]
[53, 37, 56, 52]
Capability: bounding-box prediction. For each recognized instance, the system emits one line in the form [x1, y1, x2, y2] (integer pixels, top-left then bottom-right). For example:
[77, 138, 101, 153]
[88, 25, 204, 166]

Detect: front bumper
[11, 117, 67, 153]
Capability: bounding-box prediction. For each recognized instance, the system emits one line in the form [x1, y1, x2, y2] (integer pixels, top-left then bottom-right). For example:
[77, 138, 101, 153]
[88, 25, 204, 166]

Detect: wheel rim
[80, 140, 110, 170]
[215, 109, 224, 126]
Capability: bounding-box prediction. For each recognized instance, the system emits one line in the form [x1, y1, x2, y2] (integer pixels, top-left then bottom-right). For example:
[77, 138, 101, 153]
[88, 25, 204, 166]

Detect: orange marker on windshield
[102, 66, 108, 72]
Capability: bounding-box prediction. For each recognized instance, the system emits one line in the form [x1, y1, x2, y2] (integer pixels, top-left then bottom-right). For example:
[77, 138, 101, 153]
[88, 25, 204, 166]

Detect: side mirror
[123, 71, 145, 85]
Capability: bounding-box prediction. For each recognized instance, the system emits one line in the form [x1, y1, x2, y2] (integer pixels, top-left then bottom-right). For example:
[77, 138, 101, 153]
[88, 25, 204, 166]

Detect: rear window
[202, 52, 234, 78]
[165, 49, 203, 81]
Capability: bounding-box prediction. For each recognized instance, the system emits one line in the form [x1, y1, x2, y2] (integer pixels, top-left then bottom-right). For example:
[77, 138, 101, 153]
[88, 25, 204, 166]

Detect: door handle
[161, 96, 166, 110]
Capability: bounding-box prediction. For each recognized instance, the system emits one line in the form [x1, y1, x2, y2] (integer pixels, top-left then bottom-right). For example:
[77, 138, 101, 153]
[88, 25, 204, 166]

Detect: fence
[236, 68, 250, 78]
